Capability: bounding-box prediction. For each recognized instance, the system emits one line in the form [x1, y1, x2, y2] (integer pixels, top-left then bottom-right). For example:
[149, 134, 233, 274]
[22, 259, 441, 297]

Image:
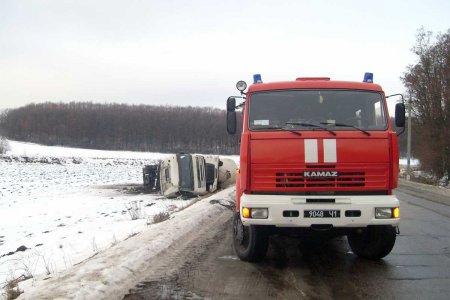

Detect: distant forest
[0, 102, 241, 154]
[0, 102, 411, 157]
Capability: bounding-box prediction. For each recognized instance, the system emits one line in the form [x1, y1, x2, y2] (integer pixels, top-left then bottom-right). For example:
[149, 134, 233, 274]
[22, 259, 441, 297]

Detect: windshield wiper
[252, 125, 302, 136]
[285, 121, 336, 136]
[320, 122, 371, 136]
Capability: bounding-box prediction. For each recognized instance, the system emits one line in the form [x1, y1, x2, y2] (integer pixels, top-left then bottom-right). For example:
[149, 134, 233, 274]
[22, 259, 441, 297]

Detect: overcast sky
[0, 0, 449, 112]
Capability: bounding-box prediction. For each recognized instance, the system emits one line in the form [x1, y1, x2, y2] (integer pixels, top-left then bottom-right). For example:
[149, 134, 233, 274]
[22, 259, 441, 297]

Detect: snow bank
[17, 187, 234, 300]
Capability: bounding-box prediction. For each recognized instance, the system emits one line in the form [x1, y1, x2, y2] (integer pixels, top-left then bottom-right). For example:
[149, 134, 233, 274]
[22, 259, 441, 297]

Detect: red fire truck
[226, 73, 406, 261]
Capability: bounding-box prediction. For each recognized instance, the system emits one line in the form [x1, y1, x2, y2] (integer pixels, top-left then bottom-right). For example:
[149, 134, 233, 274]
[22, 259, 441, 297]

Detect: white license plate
[304, 210, 340, 218]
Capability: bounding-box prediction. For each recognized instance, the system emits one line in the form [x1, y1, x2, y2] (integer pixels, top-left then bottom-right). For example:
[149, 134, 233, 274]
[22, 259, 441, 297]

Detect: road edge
[397, 178, 450, 206]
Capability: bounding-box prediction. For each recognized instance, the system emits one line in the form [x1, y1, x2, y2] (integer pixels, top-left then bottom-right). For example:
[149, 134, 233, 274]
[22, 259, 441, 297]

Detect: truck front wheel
[347, 225, 397, 260]
[233, 212, 269, 262]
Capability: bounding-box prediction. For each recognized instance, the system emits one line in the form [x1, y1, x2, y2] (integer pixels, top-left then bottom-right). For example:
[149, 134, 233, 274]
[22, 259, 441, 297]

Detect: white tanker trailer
[143, 154, 237, 198]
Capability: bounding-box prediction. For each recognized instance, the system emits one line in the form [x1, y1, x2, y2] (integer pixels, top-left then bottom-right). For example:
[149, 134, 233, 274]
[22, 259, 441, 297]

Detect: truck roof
[247, 80, 384, 93]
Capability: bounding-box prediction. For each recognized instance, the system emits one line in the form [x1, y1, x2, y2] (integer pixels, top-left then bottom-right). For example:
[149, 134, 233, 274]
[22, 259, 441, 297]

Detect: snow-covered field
[0, 141, 206, 297]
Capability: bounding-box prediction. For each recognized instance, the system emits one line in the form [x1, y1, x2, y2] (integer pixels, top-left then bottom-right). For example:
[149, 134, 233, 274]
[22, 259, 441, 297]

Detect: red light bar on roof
[296, 77, 330, 81]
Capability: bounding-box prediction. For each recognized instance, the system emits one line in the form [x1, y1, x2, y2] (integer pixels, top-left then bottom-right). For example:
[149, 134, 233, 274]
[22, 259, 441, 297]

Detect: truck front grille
[252, 164, 387, 192]
[275, 171, 365, 188]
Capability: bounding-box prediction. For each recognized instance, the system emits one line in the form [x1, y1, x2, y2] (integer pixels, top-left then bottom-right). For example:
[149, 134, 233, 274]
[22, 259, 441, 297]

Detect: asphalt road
[124, 187, 450, 300]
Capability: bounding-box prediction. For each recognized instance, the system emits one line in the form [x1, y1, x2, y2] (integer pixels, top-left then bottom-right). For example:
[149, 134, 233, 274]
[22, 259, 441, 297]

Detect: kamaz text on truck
[226, 73, 406, 261]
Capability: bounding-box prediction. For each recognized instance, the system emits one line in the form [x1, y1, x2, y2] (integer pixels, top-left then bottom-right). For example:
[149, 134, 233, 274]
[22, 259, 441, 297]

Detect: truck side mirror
[395, 103, 406, 127]
[227, 97, 236, 112]
[227, 97, 237, 134]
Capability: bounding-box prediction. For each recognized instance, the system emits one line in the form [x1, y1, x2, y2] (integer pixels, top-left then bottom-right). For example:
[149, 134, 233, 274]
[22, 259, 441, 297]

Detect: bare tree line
[0, 102, 241, 154]
[402, 28, 450, 180]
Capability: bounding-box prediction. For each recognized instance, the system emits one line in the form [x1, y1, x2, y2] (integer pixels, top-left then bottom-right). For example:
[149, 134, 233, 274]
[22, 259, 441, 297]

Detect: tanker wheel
[233, 212, 269, 262]
[347, 225, 397, 260]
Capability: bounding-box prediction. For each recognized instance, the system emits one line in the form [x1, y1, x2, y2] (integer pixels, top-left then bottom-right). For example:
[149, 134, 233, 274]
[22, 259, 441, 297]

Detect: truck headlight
[251, 208, 268, 219]
[242, 207, 268, 219]
[375, 207, 399, 219]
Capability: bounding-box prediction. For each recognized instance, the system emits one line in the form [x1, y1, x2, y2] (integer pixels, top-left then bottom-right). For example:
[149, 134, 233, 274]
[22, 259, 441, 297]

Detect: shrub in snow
[0, 137, 10, 155]
[439, 175, 449, 187]
[125, 201, 144, 220]
[2, 278, 23, 300]
[72, 158, 83, 164]
[152, 211, 170, 224]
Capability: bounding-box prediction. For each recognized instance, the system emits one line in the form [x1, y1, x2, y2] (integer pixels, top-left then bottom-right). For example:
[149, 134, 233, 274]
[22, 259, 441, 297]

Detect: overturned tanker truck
[143, 154, 237, 198]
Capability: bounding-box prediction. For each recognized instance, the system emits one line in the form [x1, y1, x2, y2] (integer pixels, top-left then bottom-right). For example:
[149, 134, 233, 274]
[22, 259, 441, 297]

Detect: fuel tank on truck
[218, 158, 237, 188]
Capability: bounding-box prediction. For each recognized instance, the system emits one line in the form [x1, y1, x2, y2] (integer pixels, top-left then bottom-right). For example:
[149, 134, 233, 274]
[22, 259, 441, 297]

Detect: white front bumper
[240, 193, 400, 227]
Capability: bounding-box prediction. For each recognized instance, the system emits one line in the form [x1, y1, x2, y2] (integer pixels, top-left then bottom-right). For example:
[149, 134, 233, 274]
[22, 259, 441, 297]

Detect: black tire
[347, 225, 397, 260]
[233, 212, 269, 262]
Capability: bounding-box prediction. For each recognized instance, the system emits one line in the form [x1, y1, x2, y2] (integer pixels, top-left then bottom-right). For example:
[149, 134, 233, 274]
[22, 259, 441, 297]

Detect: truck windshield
[248, 90, 387, 131]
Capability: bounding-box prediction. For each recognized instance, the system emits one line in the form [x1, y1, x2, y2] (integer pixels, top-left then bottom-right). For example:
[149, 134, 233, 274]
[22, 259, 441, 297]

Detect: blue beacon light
[253, 74, 263, 84]
[363, 72, 374, 83]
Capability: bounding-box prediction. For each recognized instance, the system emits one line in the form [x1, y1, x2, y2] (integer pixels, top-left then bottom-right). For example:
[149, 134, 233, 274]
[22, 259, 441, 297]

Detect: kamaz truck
[226, 73, 406, 261]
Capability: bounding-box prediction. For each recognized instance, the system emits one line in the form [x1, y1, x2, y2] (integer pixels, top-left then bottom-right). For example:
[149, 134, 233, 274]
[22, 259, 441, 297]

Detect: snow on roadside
[6, 140, 170, 160]
[17, 187, 235, 300]
[1, 141, 227, 298]
[1, 140, 238, 299]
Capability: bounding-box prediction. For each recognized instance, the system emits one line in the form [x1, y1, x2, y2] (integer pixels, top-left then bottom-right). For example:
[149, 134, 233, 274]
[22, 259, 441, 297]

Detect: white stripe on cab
[323, 139, 337, 163]
[304, 139, 318, 163]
